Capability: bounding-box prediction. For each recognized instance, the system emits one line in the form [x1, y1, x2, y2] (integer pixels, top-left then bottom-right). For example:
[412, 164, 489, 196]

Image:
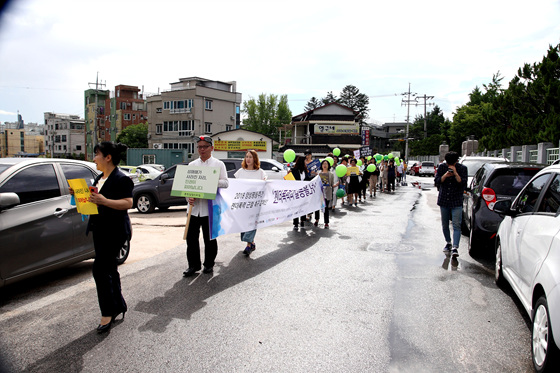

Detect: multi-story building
[281, 103, 361, 157]
[146, 77, 241, 154]
[84, 85, 147, 160]
[44, 113, 86, 158]
[1, 128, 44, 157]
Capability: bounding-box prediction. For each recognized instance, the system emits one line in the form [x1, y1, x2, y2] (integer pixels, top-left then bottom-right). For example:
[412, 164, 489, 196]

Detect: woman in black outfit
[290, 156, 311, 230]
[88, 142, 133, 333]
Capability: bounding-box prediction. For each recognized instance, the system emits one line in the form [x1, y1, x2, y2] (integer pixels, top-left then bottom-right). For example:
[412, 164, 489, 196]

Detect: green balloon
[375, 153, 382, 161]
[367, 164, 376, 172]
[336, 188, 346, 198]
[335, 164, 347, 178]
[333, 148, 341, 156]
[325, 156, 334, 167]
[283, 149, 296, 163]
[357, 160, 362, 166]
[345, 154, 350, 158]
[388, 153, 394, 159]
[395, 157, 400, 163]
[367, 156, 372, 160]
[396, 161, 401, 166]
[384, 155, 389, 161]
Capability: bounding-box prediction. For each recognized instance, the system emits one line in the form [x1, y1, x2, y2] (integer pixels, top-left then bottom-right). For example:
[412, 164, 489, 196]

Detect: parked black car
[132, 164, 188, 213]
[462, 161, 546, 257]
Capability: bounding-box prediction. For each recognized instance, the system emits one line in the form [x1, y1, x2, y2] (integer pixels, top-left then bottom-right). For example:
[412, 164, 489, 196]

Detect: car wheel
[532, 296, 560, 372]
[136, 194, 155, 214]
[494, 240, 507, 288]
[468, 216, 482, 257]
[116, 239, 130, 265]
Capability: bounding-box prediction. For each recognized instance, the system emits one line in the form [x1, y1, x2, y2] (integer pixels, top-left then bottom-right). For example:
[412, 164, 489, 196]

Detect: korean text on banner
[67, 179, 98, 215]
[170, 165, 220, 199]
[210, 176, 324, 239]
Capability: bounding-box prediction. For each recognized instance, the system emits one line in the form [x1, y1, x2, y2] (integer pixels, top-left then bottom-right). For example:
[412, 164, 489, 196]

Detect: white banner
[210, 176, 324, 239]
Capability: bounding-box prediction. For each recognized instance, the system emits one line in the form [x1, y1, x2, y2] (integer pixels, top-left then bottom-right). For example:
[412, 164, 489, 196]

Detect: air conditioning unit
[153, 143, 163, 149]
[230, 115, 235, 120]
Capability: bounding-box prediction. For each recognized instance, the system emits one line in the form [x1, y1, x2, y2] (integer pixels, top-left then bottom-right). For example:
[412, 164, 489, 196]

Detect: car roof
[482, 161, 546, 169]
[0, 157, 97, 169]
[460, 156, 508, 161]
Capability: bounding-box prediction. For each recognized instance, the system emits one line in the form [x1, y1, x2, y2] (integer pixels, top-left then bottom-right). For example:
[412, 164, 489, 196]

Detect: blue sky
[0, 0, 559, 125]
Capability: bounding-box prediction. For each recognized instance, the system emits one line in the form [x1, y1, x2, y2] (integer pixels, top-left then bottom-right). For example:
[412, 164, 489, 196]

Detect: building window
[205, 122, 211, 133]
[156, 124, 162, 134]
[226, 125, 232, 131]
[62, 135, 67, 142]
[163, 142, 194, 153]
[133, 114, 136, 120]
[76, 145, 81, 151]
[205, 100, 213, 110]
[120, 102, 127, 110]
[124, 113, 131, 120]
[143, 154, 156, 164]
[163, 101, 170, 110]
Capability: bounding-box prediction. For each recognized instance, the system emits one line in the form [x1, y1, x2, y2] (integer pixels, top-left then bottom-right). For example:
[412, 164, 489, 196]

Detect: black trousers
[388, 175, 396, 191]
[186, 215, 218, 269]
[92, 232, 127, 317]
[323, 199, 331, 224]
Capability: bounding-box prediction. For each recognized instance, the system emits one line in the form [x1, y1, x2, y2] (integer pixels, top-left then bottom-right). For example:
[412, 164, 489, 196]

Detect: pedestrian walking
[85, 142, 133, 333]
[346, 158, 361, 206]
[290, 156, 310, 231]
[369, 159, 379, 197]
[331, 155, 339, 211]
[319, 160, 337, 228]
[234, 150, 267, 256]
[387, 159, 396, 192]
[183, 136, 229, 277]
[434, 151, 468, 257]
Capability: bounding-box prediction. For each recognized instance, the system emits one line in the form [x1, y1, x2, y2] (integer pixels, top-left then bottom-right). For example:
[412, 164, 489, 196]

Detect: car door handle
[54, 208, 69, 218]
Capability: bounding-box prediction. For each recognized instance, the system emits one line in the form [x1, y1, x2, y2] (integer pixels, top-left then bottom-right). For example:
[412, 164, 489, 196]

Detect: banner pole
[183, 203, 193, 240]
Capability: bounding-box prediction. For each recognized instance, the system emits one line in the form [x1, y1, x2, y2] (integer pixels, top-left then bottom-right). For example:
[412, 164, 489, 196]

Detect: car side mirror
[160, 173, 169, 184]
[0, 192, 20, 211]
[271, 166, 280, 172]
[493, 199, 516, 216]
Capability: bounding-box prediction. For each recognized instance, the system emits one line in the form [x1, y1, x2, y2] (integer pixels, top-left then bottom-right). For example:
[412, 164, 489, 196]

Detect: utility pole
[416, 94, 434, 138]
[88, 73, 106, 160]
[401, 83, 417, 162]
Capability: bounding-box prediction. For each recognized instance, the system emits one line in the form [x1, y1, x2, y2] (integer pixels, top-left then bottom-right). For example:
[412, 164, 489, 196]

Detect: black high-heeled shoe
[97, 318, 113, 334]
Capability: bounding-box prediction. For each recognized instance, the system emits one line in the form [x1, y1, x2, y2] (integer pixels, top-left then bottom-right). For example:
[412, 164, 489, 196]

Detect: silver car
[0, 158, 130, 288]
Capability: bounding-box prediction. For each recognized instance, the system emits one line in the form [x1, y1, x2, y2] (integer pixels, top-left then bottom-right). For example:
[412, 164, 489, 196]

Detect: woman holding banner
[234, 150, 267, 256]
[290, 156, 310, 231]
[319, 160, 337, 228]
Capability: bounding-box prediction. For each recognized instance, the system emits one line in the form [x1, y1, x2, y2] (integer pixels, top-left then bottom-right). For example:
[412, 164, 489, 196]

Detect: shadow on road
[134, 227, 333, 333]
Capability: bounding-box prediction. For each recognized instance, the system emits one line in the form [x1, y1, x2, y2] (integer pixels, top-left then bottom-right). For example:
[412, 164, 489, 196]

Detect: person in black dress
[87, 142, 133, 333]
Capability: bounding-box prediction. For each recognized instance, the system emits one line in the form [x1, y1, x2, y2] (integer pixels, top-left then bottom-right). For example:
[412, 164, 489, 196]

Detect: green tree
[242, 93, 292, 141]
[116, 122, 148, 149]
[338, 84, 370, 124]
[304, 97, 321, 112]
[409, 105, 451, 156]
[321, 91, 338, 105]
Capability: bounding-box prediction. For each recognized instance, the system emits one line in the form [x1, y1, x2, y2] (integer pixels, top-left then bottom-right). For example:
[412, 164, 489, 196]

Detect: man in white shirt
[183, 136, 229, 277]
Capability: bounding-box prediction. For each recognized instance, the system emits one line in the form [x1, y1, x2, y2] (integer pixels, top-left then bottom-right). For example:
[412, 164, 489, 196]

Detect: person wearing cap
[183, 136, 229, 277]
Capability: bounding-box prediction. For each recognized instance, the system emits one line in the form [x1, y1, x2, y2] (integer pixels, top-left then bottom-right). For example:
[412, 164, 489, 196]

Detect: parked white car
[494, 165, 560, 372]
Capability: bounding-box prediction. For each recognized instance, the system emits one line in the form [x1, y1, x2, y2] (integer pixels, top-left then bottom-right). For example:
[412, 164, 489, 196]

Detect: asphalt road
[0, 175, 534, 372]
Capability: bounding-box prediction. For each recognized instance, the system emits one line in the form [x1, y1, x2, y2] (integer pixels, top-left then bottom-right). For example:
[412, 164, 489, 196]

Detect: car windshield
[489, 168, 542, 196]
[422, 162, 434, 167]
[462, 159, 504, 177]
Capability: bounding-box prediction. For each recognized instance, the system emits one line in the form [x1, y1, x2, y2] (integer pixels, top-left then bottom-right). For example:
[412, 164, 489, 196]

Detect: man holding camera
[434, 151, 468, 256]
